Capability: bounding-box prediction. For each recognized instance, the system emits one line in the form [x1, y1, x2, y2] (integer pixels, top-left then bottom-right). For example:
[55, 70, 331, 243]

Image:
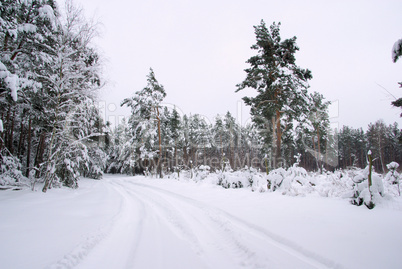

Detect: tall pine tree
[236, 20, 312, 168]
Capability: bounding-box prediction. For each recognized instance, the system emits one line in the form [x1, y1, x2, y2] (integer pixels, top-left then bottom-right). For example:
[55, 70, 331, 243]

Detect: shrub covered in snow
[348, 166, 384, 209]
[384, 162, 401, 196]
[194, 165, 210, 181]
[267, 162, 314, 196]
[159, 158, 402, 210]
[0, 151, 29, 187]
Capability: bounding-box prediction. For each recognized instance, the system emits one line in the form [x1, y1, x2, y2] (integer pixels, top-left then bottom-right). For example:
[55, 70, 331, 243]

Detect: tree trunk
[17, 121, 24, 157]
[3, 105, 11, 151]
[317, 128, 322, 173]
[275, 109, 282, 167]
[25, 118, 31, 177]
[156, 107, 162, 178]
[366, 150, 375, 209]
[271, 116, 276, 168]
[8, 109, 16, 154]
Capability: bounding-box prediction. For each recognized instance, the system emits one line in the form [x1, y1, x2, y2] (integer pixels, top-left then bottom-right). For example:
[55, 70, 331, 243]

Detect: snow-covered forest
[1, 1, 402, 268]
[0, 1, 401, 200]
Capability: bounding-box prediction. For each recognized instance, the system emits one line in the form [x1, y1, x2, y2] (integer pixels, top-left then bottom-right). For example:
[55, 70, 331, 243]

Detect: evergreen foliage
[236, 20, 312, 168]
[0, 0, 106, 191]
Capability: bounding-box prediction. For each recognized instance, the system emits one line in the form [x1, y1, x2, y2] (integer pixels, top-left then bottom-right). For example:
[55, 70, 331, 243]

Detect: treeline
[105, 102, 401, 175]
[337, 121, 401, 173]
[0, 0, 106, 190]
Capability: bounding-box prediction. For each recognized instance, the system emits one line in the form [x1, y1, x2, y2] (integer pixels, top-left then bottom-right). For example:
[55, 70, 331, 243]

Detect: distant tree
[236, 20, 312, 168]
[167, 107, 183, 171]
[367, 120, 388, 173]
[300, 92, 331, 172]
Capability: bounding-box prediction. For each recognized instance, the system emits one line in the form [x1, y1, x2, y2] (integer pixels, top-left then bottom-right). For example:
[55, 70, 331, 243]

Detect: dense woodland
[0, 0, 401, 190]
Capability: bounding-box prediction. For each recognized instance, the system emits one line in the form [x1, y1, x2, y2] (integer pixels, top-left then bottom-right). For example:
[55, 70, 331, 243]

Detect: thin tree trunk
[25, 118, 31, 177]
[156, 107, 162, 178]
[8, 109, 16, 154]
[17, 121, 24, 157]
[3, 105, 11, 151]
[316, 127, 322, 173]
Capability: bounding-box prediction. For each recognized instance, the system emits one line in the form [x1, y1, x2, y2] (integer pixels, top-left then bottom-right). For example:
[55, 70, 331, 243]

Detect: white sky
[64, 0, 402, 130]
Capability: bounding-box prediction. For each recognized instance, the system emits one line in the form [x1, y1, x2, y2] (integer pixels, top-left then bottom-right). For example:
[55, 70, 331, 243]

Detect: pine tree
[299, 92, 331, 172]
[367, 120, 387, 173]
[236, 20, 312, 168]
[121, 68, 166, 178]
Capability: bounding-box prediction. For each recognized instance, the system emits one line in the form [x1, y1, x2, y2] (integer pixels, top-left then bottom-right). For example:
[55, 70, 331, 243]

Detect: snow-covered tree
[121, 68, 166, 178]
[298, 92, 331, 172]
[350, 151, 384, 209]
[385, 161, 400, 195]
[39, 1, 103, 191]
[236, 20, 312, 168]
[0, 0, 105, 191]
[0, 0, 58, 180]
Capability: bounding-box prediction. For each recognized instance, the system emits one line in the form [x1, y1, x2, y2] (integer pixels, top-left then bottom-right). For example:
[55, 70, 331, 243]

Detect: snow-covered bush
[267, 162, 314, 196]
[266, 167, 286, 191]
[243, 166, 268, 192]
[194, 165, 210, 181]
[349, 166, 384, 209]
[83, 147, 107, 179]
[0, 151, 29, 187]
[384, 162, 400, 196]
[314, 170, 354, 198]
[216, 159, 252, 189]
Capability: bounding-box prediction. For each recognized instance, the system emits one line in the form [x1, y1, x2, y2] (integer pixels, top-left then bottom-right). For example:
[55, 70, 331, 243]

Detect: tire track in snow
[107, 179, 148, 268]
[121, 179, 263, 268]
[126, 180, 345, 269]
[45, 181, 127, 269]
[45, 179, 148, 269]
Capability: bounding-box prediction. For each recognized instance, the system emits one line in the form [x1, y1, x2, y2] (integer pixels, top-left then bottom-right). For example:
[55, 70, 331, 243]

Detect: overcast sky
[64, 0, 402, 130]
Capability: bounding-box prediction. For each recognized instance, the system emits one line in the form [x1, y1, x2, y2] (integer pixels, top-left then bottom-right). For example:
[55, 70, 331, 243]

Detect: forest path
[71, 176, 341, 269]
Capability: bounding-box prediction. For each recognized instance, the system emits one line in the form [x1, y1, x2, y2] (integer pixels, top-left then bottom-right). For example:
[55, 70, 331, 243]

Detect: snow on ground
[0, 174, 402, 269]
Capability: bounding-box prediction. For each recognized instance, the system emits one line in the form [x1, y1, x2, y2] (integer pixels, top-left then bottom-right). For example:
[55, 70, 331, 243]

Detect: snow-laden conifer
[121, 68, 166, 178]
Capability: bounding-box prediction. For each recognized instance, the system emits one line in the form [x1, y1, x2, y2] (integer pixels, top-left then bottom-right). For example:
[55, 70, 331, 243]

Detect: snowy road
[76, 177, 340, 269]
[2, 175, 402, 269]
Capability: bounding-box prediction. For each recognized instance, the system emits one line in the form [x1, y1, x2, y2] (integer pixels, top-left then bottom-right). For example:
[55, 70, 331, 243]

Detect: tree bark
[17, 121, 24, 157]
[8, 109, 16, 154]
[156, 106, 162, 178]
[25, 118, 31, 177]
[275, 109, 282, 167]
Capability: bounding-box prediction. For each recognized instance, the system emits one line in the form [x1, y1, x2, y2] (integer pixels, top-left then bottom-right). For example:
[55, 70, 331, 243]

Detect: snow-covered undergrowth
[164, 162, 401, 209]
[0, 153, 30, 189]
